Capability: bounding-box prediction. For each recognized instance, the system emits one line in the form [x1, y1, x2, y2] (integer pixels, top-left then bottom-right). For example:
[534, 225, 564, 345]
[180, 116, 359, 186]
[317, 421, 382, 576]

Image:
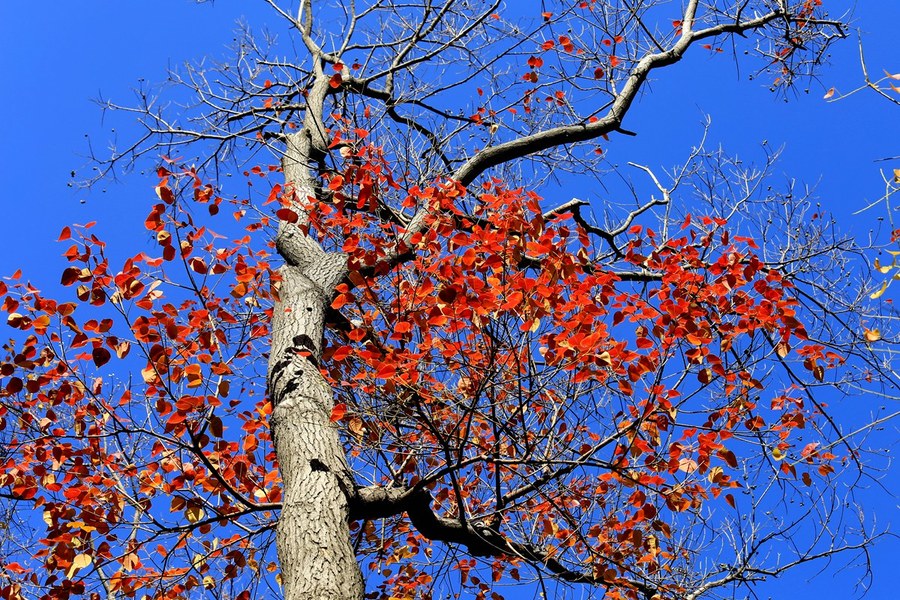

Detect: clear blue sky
[1, 1, 897, 598]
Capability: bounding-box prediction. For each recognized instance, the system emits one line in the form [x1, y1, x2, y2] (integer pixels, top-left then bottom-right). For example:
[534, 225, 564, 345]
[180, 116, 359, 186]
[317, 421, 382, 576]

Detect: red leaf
[331, 345, 351, 361]
[156, 184, 175, 204]
[61, 267, 80, 286]
[719, 449, 738, 468]
[189, 257, 208, 274]
[92, 347, 111, 367]
[58, 226, 72, 241]
[331, 293, 352, 310]
[4, 562, 27, 574]
[330, 403, 347, 422]
[276, 208, 299, 224]
[329, 73, 343, 88]
[328, 175, 344, 191]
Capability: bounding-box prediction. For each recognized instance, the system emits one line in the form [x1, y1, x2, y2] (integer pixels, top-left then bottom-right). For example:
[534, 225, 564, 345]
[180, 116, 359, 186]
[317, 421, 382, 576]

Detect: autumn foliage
[0, 149, 844, 599]
[0, 0, 879, 599]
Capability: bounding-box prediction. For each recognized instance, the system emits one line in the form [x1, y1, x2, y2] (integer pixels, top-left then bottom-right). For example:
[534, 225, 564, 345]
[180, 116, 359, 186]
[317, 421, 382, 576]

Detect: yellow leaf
[864, 328, 882, 342]
[141, 365, 158, 385]
[203, 576, 216, 589]
[771, 447, 785, 461]
[678, 458, 698, 473]
[823, 87, 835, 99]
[67, 553, 92, 579]
[185, 505, 204, 523]
[873, 257, 893, 274]
[894, 169, 900, 184]
[870, 280, 889, 299]
[122, 552, 140, 571]
[66, 521, 97, 533]
[707, 466, 724, 483]
[115, 340, 131, 359]
[886, 70, 900, 81]
[348, 417, 365, 437]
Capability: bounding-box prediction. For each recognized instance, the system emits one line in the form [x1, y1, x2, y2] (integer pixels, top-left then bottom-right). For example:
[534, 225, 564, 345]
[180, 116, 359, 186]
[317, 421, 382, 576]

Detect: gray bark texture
[267, 126, 363, 599]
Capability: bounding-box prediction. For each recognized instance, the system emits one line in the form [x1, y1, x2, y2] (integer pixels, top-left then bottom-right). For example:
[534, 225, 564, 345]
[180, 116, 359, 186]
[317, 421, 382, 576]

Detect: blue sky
[1, 1, 898, 598]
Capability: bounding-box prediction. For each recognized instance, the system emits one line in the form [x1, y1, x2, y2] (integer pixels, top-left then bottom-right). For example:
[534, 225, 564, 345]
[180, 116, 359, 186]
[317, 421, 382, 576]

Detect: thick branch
[350, 486, 620, 586]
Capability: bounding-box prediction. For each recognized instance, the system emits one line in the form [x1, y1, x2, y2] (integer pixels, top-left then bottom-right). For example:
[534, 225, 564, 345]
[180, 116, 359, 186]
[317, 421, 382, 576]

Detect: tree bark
[268, 128, 363, 599]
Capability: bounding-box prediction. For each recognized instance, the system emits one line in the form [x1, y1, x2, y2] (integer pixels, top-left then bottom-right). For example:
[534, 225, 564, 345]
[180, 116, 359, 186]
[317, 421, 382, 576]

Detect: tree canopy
[1, 2, 898, 600]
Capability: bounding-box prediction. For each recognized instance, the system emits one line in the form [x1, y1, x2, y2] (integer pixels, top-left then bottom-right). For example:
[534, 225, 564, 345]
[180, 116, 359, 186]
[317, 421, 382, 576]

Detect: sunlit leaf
[185, 505, 204, 523]
[870, 280, 889, 299]
[330, 403, 347, 422]
[864, 328, 881, 342]
[66, 554, 92, 579]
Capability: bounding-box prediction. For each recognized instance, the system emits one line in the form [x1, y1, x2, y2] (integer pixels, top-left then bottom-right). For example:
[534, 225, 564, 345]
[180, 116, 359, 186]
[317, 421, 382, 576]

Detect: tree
[0, 1, 892, 599]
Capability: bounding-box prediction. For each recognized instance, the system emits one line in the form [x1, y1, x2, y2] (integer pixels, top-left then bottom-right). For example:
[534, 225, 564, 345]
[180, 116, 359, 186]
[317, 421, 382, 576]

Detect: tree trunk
[267, 129, 364, 600]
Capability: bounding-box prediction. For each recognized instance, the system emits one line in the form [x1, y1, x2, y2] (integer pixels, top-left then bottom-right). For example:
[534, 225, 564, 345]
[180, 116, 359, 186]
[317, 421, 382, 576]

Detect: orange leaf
[330, 403, 347, 422]
[185, 364, 203, 388]
[864, 328, 881, 342]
